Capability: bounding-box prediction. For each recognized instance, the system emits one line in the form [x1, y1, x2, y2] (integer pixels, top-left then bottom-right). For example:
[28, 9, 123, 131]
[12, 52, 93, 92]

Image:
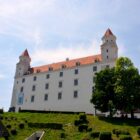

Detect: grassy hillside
[0, 112, 140, 140]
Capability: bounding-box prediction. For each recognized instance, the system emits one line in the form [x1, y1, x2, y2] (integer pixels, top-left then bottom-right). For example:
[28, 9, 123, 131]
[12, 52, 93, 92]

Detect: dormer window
[76, 62, 80, 66]
[48, 67, 53, 71]
[36, 69, 40, 73]
[62, 64, 66, 69]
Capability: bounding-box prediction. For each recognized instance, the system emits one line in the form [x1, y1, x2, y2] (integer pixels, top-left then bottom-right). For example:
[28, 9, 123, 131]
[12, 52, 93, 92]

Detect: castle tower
[101, 28, 118, 62]
[15, 49, 31, 78]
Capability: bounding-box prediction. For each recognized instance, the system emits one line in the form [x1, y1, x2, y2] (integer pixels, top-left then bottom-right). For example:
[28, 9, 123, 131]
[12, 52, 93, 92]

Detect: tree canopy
[91, 57, 140, 118]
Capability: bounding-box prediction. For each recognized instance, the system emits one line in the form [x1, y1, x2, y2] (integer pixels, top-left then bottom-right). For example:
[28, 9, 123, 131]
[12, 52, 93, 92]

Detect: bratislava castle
[10, 29, 118, 114]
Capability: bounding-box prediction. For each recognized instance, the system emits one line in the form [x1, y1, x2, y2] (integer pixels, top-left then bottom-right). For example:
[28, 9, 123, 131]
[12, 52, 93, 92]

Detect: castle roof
[20, 49, 30, 57]
[104, 28, 114, 37]
[32, 54, 102, 73]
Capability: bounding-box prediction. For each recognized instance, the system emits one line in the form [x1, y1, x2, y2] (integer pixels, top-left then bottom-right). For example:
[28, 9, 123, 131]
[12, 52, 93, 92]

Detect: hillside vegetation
[0, 112, 140, 140]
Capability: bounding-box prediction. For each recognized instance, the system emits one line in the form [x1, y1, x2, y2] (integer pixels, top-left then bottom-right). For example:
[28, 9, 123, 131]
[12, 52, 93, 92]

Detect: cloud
[31, 40, 100, 66]
[0, 74, 6, 79]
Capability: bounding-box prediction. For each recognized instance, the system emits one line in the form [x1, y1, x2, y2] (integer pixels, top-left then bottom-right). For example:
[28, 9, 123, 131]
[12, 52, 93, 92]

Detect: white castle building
[10, 29, 118, 114]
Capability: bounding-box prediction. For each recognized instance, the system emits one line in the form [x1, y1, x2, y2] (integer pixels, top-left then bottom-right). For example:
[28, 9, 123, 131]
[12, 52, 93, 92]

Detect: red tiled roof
[32, 54, 102, 73]
[20, 49, 30, 57]
[104, 28, 114, 37]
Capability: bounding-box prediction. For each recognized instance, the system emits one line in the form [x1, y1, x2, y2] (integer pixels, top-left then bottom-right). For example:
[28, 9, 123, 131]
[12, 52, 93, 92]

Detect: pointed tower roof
[20, 49, 30, 57]
[104, 28, 114, 37]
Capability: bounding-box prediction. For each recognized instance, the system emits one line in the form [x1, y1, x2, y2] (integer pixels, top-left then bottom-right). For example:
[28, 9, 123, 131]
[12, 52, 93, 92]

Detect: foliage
[119, 135, 133, 140]
[91, 67, 116, 116]
[115, 57, 140, 118]
[91, 57, 140, 118]
[78, 124, 88, 132]
[19, 123, 24, 129]
[10, 129, 17, 135]
[1, 112, 139, 140]
[60, 132, 66, 138]
[137, 126, 140, 136]
[99, 131, 112, 140]
[90, 131, 100, 138]
[28, 122, 63, 129]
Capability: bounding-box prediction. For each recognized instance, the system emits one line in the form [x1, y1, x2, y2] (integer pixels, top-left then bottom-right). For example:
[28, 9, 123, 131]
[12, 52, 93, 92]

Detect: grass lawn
[0, 112, 140, 140]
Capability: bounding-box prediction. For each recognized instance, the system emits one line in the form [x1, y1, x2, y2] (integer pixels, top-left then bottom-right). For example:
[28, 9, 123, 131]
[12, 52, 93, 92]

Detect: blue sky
[0, 0, 140, 111]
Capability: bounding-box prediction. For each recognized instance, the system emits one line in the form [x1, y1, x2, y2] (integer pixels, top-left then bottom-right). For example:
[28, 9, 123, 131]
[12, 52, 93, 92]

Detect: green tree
[90, 68, 116, 116]
[115, 57, 140, 118]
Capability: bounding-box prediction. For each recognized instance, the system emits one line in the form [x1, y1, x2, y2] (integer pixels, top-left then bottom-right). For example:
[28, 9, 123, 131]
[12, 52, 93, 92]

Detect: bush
[19, 123, 24, 129]
[74, 120, 80, 126]
[115, 130, 130, 137]
[87, 128, 92, 132]
[137, 126, 140, 136]
[6, 124, 11, 129]
[0, 109, 4, 114]
[28, 123, 63, 129]
[99, 132, 112, 140]
[79, 114, 87, 121]
[78, 124, 88, 132]
[60, 132, 66, 138]
[119, 135, 133, 140]
[90, 131, 100, 138]
[11, 129, 17, 135]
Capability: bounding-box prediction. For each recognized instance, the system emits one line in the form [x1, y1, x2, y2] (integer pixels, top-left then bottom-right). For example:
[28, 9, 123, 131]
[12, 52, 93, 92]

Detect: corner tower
[101, 29, 118, 62]
[15, 49, 31, 78]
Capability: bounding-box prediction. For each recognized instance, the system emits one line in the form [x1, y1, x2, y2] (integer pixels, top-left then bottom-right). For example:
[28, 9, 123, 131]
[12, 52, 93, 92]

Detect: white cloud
[31, 40, 100, 66]
[0, 74, 6, 79]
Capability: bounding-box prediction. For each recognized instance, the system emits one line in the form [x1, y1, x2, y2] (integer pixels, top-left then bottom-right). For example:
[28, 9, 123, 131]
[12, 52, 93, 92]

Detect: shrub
[90, 131, 100, 138]
[119, 135, 133, 140]
[6, 124, 11, 129]
[137, 126, 140, 136]
[60, 132, 66, 138]
[87, 128, 92, 132]
[19, 123, 24, 129]
[74, 120, 80, 126]
[115, 130, 130, 137]
[79, 114, 87, 121]
[0, 109, 4, 114]
[99, 132, 112, 140]
[28, 123, 63, 129]
[112, 128, 118, 134]
[0, 116, 3, 120]
[78, 124, 88, 132]
[11, 129, 17, 135]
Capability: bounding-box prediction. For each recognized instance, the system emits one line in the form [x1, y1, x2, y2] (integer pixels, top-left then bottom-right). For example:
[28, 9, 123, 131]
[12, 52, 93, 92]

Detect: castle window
[93, 66, 97, 72]
[75, 69, 78, 74]
[106, 49, 108, 52]
[59, 72, 63, 77]
[33, 76, 37, 81]
[44, 94, 48, 101]
[20, 86, 24, 92]
[74, 79, 78, 86]
[73, 90, 78, 98]
[107, 56, 109, 59]
[22, 78, 25, 83]
[45, 83, 49, 89]
[59, 81, 63, 88]
[32, 85, 36, 91]
[58, 92, 62, 100]
[46, 74, 50, 79]
[31, 95, 35, 102]
[18, 93, 24, 105]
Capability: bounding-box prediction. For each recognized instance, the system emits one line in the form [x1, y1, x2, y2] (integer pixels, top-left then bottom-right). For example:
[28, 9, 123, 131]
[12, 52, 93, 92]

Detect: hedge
[119, 135, 133, 140]
[28, 122, 63, 129]
[99, 132, 112, 140]
[90, 131, 100, 138]
[137, 126, 140, 136]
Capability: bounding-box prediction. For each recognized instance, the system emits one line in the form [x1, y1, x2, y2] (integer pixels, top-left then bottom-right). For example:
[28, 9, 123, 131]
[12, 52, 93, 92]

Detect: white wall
[11, 60, 115, 114]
